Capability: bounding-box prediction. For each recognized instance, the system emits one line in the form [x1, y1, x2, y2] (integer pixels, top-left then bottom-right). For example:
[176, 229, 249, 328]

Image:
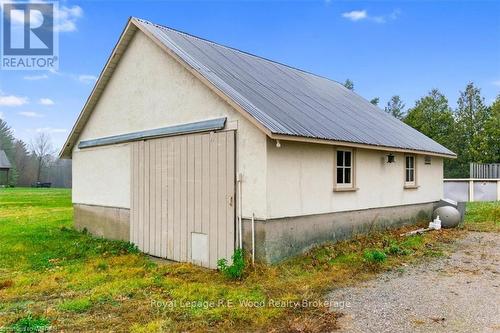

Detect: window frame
[334, 148, 356, 191]
[404, 154, 417, 187]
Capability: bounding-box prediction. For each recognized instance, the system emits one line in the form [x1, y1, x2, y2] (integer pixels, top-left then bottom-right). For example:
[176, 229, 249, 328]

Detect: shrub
[363, 249, 387, 263]
[9, 314, 50, 332]
[217, 248, 245, 280]
[386, 243, 411, 256]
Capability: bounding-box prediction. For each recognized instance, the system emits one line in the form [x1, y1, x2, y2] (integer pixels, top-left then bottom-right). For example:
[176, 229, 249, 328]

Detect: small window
[335, 149, 354, 189]
[405, 155, 416, 185]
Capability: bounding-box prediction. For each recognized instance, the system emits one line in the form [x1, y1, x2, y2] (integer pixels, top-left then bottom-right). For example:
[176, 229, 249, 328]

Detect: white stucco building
[61, 18, 456, 267]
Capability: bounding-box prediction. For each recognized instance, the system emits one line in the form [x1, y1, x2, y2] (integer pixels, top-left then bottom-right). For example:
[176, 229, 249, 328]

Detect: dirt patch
[0, 280, 13, 290]
[328, 232, 500, 333]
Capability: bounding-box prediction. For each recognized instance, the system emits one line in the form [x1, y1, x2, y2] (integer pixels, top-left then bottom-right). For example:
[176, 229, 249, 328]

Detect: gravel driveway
[328, 232, 500, 333]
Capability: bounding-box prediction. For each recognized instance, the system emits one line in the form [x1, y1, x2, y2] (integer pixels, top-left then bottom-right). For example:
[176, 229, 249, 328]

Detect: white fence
[444, 179, 500, 202]
[470, 163, 500, 179]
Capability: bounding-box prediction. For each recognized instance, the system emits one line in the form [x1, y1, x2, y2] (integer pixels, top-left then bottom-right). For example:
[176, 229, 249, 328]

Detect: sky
[1, 0, 499, 151]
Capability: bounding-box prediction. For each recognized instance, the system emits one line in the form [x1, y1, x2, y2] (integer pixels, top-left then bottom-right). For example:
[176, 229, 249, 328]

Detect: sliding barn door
[130, 131, 235, 268]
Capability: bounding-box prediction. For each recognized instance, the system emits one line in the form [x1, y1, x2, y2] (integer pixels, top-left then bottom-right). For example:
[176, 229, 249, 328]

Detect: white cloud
[342, 10, 367, 21]
[342, 9, 400, 24]
[24, 74, 49, 81]
[78, 74, 97, 84]
[0, 94, 29, 106]
[39, 98, 55, 106]
[36, 127, 67, 133]
[54, 5, 83, 32]
[19, 111, 44, 118]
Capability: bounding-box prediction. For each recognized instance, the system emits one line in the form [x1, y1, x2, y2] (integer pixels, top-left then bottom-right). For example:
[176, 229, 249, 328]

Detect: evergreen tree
[454, 82, 491, 172]
[404, 89, 457, 177]
[370, 97, 380, 106]
[343, 79, 354, 91]
[405, 89, 455, 145]
[13, 139, 33, 186]
[478, 95, 500, 163]
[384, 95, 406, 120]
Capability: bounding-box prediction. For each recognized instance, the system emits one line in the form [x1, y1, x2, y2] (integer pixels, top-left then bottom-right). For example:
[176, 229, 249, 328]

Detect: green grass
[363, 249, 387, 263]
[57, 297, 93, 313]
[0, 188, 496, 332]
[4, 313, 50, 333]
[463, 201, 500, 232]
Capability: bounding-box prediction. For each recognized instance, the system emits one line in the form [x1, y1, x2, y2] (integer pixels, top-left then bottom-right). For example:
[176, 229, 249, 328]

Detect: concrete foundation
[74, 204, 130, 241]
[242, 202, 435, 263]
[74, 201, 434, 263]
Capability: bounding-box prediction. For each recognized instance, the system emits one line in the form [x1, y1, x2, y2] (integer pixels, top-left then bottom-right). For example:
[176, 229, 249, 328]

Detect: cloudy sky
[1, 0, 499, 151]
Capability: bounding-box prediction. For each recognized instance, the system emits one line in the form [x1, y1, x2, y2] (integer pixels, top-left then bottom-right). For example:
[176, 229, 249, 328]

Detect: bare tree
[30, 132, 55, 182]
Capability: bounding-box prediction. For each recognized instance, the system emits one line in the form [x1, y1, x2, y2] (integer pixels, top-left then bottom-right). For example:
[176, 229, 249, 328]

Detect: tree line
[0, 119, 71, 188]
[344, 80, 499, 178]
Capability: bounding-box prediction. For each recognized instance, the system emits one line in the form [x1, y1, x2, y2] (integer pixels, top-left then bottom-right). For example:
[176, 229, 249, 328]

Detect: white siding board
[155, 141, 162, 257]
[161, 140, 168, 258]
[187, 136, 195, 262]
[149, 140, 156, 256]
[226, 132, 235, 258]
[167, 139, 175, 259]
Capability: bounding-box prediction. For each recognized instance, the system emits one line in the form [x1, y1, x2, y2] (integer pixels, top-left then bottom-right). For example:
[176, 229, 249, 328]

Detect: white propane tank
[433, 206, 461, 228]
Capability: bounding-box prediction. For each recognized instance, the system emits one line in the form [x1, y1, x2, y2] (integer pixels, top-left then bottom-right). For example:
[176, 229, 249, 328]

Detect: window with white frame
[335, 149, 353, 188]
[405, 155, 416, 185]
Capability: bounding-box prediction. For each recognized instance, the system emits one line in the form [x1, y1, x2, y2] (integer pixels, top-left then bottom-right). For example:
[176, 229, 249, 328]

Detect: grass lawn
[461, 201, 500, 232]
[0, 188, 498, 332]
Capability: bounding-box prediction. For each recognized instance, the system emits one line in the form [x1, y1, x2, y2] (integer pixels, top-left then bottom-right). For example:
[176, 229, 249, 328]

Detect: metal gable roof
[134, 18, 455, 157]
[0, 150, 12, 169]
[60, 17, 456, 158]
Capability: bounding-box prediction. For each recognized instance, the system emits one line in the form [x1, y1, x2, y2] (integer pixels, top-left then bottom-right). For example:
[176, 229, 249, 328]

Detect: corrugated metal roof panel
[135, 18, 455, 156]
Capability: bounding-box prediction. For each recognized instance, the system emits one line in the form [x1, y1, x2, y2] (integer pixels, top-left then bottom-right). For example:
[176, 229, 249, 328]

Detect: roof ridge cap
[133, 17, 347, 89]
